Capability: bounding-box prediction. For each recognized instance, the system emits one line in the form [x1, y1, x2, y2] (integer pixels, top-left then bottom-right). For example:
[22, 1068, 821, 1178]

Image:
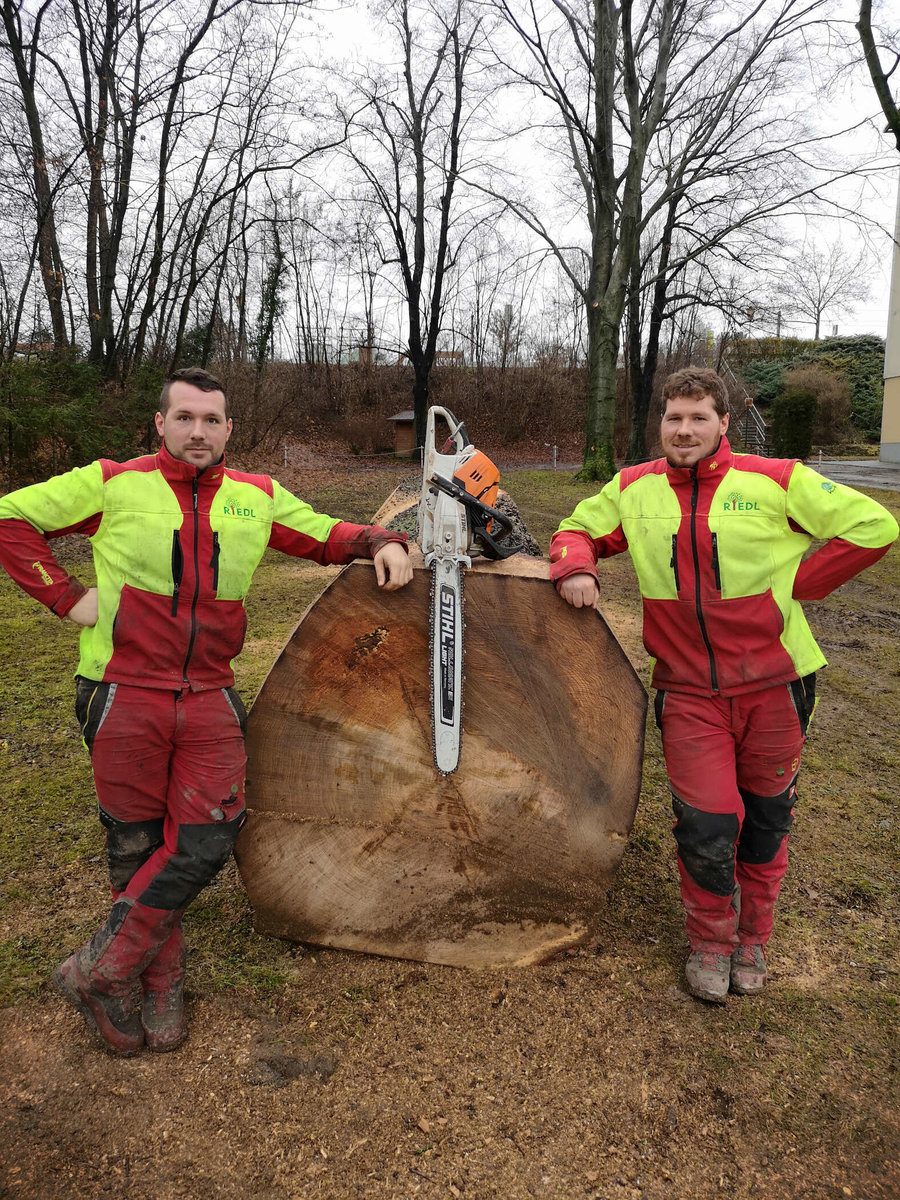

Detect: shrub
[0, 359, 105, 484]
[771, 386, 817, 459]
[729, 334, 809, 367]
[793, 334, 884, 442]
[742, 360, 785, 406]
[782, 365, 852, 446]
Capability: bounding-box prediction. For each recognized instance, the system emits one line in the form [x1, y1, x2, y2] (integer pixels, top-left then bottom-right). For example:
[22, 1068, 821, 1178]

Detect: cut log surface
[236, 524, 647, 968]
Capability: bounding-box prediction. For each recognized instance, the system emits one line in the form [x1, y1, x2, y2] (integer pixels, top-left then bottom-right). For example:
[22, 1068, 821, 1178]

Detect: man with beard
[550, 367, 897, 1003]
[0, 367, 412, 1053]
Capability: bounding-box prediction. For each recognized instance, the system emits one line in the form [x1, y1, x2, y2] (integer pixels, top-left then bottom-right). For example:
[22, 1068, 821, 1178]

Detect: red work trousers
[655, 678, 815, 956]
[75, 680, 246, 993]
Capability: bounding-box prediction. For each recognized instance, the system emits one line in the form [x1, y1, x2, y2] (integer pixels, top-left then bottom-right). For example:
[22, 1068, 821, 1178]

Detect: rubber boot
[53, 952, 144, 1056]
[141, 923, 187, 1052]
[55, 897, 179, 1054]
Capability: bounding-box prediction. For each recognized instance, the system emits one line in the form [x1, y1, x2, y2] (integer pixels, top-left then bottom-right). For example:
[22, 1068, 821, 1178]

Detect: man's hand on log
[374, 543, 413, 590]
[559, 573, 599, 609]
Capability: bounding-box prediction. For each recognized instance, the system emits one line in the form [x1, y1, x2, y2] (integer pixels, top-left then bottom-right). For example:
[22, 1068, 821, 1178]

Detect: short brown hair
[661, 367, 728, 418]
[159, 367, 230, 417]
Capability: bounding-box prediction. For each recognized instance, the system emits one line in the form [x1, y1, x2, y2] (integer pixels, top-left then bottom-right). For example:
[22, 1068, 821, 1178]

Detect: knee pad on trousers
[78, 896, 134, 971]
[672, 797, 739, 897]
[98, 808, 165, 893]
[138, 811, 246, 911]
[737, 784, 795, 865]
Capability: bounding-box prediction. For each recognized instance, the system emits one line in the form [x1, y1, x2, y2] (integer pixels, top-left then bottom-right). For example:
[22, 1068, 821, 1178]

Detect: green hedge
[0, 359, 158, 484]
[738, 334, 884, 443]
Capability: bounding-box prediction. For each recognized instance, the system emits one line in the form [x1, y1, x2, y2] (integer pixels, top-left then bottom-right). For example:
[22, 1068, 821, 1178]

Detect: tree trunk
[235, 547, 646, 968]
[412, 359, 429, 453]
[579, 307, 619, 482]
[627, 196, 678, 464]
[1, 1, 70, 352]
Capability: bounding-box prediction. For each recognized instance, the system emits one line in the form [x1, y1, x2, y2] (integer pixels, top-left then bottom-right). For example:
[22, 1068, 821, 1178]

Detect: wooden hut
[387, 410, 417, 457]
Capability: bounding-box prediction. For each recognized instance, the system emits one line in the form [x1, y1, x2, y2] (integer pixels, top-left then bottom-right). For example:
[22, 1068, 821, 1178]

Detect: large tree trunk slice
[235, 528, 647, 968]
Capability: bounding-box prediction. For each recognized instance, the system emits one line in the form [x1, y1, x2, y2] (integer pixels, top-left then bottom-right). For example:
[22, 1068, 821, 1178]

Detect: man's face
[155, 382, 232, 470]
[660, 392, 728, 468]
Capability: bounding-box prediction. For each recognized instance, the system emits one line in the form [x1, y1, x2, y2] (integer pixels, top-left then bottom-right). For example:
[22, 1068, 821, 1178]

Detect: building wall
[882, 178, 900, 464]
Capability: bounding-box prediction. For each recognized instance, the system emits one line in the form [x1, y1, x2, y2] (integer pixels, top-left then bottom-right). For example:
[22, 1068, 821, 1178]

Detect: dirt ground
[3, 896, 898, 1200]
[1, 459, 898, 1200]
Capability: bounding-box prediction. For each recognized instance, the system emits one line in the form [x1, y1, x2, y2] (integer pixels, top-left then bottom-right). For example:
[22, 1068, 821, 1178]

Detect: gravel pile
[384, 483, 542, 558]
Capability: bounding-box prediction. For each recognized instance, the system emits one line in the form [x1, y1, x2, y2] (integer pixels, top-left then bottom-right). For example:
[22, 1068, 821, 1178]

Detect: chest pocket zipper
[210, 532, 220, 592]
[171, 530, 184, 616]
[711, 532, 722, 592]
[670, 534, 680, 592]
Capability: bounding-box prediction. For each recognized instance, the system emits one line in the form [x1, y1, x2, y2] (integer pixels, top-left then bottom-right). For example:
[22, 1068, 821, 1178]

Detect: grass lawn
[1, 466, 898, 1199]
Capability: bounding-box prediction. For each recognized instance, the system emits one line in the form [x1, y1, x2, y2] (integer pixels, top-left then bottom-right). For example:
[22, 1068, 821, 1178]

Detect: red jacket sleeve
[322, 522, 409, 565]
[266, 480, 409, 563]
[785, 464, 898, 600]
[0, 517, 91, 615]
[549, 475, 629, 588]
[0, 463, 104, 616]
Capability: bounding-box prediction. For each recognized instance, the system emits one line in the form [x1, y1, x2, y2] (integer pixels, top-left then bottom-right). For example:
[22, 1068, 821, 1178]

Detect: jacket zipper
[711, 531, 721, 592]
[181, 478, 200, 682]
[690, 470, 719, 692]
[670, 534, 680, 592]
[170, 530, 183, 616]
[210, 531, 220, 592]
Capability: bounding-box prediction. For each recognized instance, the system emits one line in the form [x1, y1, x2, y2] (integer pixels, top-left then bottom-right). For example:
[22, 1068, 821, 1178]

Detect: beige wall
[881, 376, 900, 462]
[882, 174, 900, 462]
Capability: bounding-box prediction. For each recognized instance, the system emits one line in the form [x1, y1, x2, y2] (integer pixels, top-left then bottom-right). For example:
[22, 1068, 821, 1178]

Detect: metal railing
[700, 355, 769, 455]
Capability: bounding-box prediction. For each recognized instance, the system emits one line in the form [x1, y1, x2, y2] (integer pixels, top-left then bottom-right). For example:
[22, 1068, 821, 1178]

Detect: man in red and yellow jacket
[550, 367, 897, 1003]
[0, 367, 412, 1054]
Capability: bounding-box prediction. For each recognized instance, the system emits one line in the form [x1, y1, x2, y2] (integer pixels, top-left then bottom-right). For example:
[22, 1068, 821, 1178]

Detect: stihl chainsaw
[417, 406, 521, 775]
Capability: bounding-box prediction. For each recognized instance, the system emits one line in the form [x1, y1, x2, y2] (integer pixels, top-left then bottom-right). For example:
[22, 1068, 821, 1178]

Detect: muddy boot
[142, 978, 186, 1052]
[55, 896, 181, 1055]
[730, 943, 767, 995]
[141, 923, 186, 1052]
[53, 953, 144, 1056]
[685, 950, 731, 1004]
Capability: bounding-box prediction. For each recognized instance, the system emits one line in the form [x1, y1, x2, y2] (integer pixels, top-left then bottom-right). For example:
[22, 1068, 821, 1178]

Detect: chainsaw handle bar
[427, 405, 469, 455]
[427, 473, 522, 560]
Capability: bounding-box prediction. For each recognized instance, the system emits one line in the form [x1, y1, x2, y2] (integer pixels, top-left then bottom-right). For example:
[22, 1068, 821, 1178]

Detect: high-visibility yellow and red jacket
[0, 443, 407, 691]
[550, 438, 897, 697]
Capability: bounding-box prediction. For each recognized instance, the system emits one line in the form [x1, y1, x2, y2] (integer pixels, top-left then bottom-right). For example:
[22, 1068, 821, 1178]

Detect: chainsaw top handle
[427, 406, 469, 455]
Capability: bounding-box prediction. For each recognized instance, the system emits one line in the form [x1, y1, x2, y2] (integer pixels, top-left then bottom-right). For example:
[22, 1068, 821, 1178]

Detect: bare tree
[489, 0, 679, 480]
[776, 240, 872, 339]
[621, 7, 858, 462]
[0, 1, 71, 351]
[342, 0, 494, 451]
[858, 0, 900, 150]
[0, 0, 349, 382]
[489, 0, 874, 479]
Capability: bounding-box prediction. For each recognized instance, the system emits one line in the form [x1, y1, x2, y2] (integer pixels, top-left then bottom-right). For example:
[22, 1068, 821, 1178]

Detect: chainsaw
[417, 406, 521, 775]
